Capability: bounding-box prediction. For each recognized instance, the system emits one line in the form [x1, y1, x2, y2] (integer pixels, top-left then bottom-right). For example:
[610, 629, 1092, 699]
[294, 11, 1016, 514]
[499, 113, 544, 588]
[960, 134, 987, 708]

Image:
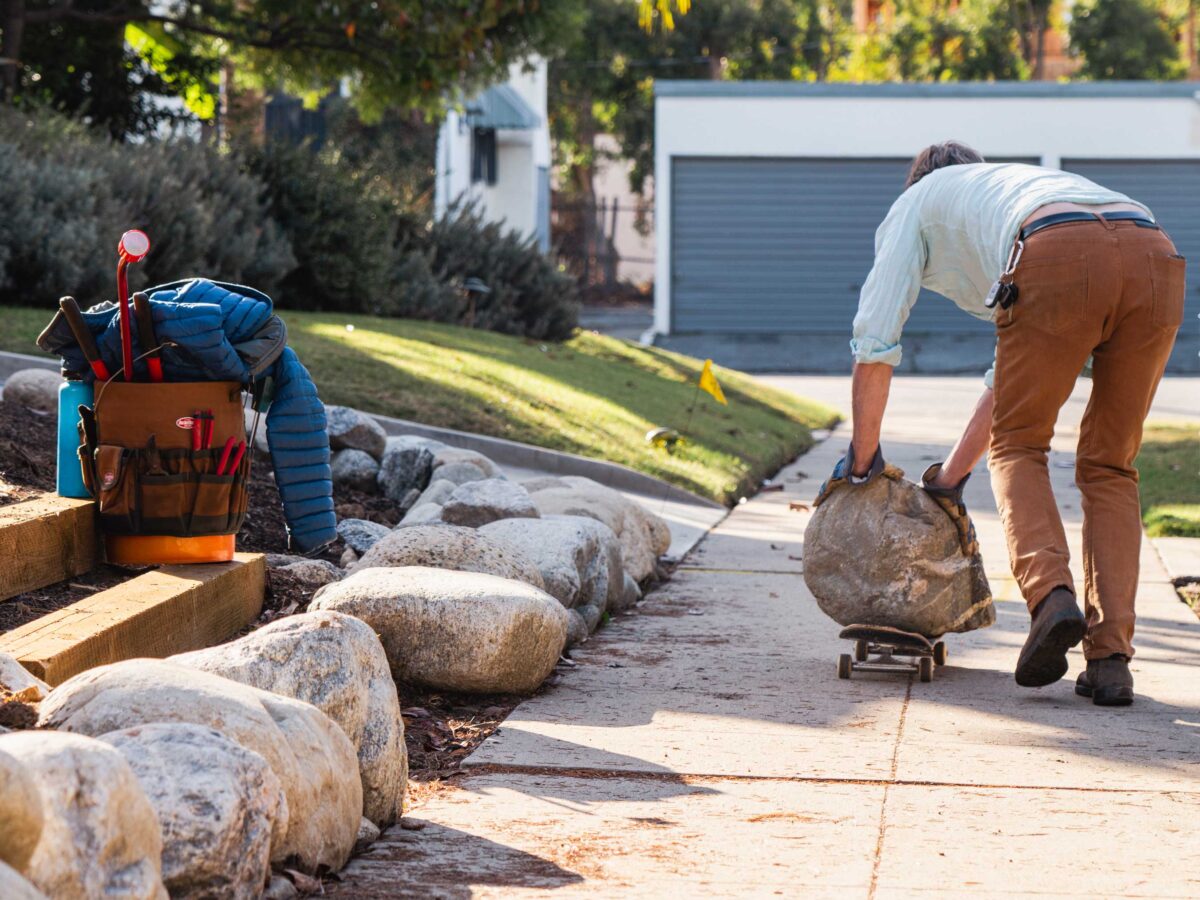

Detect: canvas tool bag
[79, 380, 251, 538]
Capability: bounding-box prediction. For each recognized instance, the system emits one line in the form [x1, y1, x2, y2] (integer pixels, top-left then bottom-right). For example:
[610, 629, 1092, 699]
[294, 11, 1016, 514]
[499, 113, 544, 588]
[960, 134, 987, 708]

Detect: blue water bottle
[57, 377, 93, 498]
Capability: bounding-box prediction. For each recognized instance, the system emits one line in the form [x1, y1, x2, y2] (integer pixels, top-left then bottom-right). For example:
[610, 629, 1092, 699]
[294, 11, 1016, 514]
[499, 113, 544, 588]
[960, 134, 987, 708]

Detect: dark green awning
[465, 84, 540, 130]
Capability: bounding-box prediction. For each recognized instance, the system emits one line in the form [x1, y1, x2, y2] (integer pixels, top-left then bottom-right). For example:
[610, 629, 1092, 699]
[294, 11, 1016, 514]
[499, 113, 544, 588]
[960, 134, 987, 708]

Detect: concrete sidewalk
[335, 377, 1200, 899]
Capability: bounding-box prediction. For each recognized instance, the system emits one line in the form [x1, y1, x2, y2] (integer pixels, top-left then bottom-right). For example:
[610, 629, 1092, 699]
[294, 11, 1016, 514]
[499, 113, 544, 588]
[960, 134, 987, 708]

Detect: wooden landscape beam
[0, 496, 98, 603]
[0, 553, 265, 686]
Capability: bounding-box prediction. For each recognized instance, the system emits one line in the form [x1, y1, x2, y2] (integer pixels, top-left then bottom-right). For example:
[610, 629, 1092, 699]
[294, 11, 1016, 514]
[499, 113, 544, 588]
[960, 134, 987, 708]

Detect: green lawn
[1137, 423, 1200, 538]
[1, 306, 838, 505]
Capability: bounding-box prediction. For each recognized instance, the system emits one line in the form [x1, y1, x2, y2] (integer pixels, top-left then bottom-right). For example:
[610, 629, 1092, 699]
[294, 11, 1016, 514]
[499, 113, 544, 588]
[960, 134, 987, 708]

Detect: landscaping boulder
[0, 861, 45, 899]
[0, 746, 43, 873]
[398, 502, 444, 526]
[326, 406, 387, 460]
[0, 730, 165, 900]
[337, 518, 391, 554]
[101, 724, 283, 900]
[0, 653, 48, 703]
[377, 438, 435, 502]
[414, 478, 458, 508]
[481, 515, 640, 643]
[268, 557, 343, 589]
[312, 567, 568, 694]
[524, 476, 671, 583]
[803, 473, 995, 637]
[349, 524, 545, 590]
[38, 659, 361, 873]
[432, 447, 501, 478]
[0, 370, 59, 414]
[173, 611, 406, 827]
[331, 449, 381, 493]
[433, 461, 490, 486]
[441, 478, 539, 528]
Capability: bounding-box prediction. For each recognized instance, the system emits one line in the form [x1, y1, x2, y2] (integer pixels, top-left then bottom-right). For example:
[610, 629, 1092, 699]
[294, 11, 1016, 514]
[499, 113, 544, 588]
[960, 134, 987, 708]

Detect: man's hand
[815, 444, 886, 506]
[921, 463, 978, 557]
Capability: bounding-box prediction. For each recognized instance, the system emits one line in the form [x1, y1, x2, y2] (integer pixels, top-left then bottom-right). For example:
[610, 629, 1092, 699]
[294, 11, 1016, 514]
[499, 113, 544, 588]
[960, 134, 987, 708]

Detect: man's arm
[850, 362, 893, 476]
[931, 388, 994, 487]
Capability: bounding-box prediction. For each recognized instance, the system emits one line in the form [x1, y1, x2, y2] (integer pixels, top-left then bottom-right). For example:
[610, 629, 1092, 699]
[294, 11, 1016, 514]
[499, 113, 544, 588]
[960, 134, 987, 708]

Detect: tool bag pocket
[140, 472, 192, 535]
[191, 474, 236, 536]
[95, 445, 138, 534]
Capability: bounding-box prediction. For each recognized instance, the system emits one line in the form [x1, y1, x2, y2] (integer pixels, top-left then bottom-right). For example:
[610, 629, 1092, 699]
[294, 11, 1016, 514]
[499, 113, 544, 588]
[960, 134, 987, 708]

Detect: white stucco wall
[653, 85, 1200, 335]
[435, 56, 550, 242]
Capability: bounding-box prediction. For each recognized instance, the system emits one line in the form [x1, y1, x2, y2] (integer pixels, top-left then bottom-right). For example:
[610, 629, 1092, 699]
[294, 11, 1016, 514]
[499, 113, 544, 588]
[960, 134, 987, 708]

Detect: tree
[1069, 0, 1183, 79]
[2, 0, 582, 135]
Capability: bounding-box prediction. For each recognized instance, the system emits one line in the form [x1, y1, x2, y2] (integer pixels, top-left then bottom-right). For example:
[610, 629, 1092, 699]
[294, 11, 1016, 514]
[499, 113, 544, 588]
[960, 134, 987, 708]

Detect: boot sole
[1015, 612, 1086, 687]
[1074, 682, 1135, 707]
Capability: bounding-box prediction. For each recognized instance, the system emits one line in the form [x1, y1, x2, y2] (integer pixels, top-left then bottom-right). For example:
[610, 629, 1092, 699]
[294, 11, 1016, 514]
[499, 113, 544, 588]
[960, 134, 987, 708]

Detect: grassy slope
[1137, 423, 1200, 538]
[0, 306, 838, 505]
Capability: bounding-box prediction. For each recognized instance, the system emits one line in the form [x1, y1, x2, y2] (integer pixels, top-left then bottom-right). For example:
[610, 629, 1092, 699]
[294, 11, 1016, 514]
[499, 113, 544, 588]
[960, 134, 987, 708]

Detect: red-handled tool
[191, 409, 203, 452]
[58, 296, 112, 382]
[215, 436, 236, 475]
[132, 292, 163, 383]
[116, 230, 150, 381]
[224, 441, 246, 477]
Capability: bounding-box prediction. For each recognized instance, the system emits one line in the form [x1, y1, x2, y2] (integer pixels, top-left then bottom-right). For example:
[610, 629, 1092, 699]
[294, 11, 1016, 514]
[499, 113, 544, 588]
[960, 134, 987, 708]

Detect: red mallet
[191, 410, 202, 452]
[224, 441, 247, 477]
[116, 229, 150, 381]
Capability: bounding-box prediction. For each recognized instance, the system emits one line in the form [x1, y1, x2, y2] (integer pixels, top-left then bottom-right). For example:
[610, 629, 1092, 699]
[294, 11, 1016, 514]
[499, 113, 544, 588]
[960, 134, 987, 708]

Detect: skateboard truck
[836, 624, 947, 683]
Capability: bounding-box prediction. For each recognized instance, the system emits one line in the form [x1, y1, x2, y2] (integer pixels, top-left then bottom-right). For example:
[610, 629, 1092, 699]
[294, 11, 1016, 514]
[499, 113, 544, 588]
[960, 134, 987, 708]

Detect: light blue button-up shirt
[851, 163, 1148, 385]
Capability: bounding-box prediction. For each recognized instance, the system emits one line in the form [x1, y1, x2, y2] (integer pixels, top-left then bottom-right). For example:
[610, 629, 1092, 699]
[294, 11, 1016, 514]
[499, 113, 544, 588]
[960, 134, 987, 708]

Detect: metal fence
[552, 196, 655, 298]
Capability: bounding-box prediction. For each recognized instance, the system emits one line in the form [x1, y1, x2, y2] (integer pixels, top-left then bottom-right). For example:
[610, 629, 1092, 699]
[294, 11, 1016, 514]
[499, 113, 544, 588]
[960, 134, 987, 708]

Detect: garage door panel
[671, 157, 991, 334]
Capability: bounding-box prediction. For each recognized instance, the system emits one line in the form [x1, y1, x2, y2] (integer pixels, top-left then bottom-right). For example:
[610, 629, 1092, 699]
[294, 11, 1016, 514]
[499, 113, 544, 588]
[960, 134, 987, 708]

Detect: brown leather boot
[1015, 587, 1086, 687]
[1075, 655, 1135, 706]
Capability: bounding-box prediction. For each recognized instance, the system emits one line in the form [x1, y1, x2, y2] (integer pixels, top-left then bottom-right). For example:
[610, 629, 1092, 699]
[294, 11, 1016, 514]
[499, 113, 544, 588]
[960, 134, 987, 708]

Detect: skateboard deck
[837, 623, 946, 682]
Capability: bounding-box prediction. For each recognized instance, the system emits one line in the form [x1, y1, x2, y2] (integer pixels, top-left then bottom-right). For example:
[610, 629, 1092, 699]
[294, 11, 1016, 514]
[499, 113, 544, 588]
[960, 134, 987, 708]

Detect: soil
[0, 399, 57, 507]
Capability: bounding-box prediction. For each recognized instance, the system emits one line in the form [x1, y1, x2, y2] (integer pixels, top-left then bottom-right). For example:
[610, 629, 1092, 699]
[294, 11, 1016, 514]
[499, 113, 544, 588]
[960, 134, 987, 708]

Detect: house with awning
[435, 57, 551, 251]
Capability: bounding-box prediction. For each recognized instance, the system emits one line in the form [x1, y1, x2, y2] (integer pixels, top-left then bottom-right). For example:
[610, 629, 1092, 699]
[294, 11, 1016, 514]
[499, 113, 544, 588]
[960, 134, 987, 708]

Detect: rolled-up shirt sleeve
[850, 194, 927, 367]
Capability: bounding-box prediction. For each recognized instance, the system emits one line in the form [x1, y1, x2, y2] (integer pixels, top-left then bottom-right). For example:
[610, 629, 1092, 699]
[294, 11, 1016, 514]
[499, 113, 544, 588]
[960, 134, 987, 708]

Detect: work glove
[921, 463, 979, 558]
[814, 444, 887, 507]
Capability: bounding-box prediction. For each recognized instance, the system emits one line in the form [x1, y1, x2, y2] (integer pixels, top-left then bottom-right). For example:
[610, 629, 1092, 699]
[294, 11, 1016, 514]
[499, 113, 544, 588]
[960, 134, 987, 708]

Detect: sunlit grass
[1137, 423, 1200, 538]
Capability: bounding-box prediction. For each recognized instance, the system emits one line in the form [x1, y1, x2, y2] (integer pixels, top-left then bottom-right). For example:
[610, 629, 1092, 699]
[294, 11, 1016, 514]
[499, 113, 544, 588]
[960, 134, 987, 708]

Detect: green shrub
[384, 203, 580, 341]
[0, 108, 295, 305]
[245, 143, 395, 313]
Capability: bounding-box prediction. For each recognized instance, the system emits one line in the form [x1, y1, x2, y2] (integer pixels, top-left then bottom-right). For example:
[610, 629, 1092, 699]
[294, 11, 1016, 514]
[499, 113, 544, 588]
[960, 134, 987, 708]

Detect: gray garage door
[671, 157, 995, 335]
[1063, 160, 1200, 372]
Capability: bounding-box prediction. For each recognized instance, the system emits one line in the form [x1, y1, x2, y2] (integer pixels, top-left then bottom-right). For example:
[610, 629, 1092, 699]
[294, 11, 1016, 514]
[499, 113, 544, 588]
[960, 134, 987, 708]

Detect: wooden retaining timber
[0, 496, 98, 602]
[0, 553, 265, 686]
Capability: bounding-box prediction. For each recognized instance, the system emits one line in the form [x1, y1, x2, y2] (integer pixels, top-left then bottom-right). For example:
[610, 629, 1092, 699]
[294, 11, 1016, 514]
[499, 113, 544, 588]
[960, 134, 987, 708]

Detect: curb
[1, 350, 722, 511]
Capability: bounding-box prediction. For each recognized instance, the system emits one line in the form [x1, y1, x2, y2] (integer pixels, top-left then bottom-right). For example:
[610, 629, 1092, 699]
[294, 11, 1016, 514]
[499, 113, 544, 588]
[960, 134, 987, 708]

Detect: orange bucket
[106, 533, 235, 566]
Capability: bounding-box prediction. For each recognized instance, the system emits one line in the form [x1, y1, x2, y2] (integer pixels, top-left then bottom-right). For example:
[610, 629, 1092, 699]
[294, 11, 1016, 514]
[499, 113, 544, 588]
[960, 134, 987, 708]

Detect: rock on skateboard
[836, 624, 947, 682]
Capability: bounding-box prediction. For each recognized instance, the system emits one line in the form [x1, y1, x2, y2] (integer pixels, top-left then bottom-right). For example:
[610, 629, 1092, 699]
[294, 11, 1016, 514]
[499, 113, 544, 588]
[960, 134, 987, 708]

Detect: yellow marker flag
[698, 359, 727, 405]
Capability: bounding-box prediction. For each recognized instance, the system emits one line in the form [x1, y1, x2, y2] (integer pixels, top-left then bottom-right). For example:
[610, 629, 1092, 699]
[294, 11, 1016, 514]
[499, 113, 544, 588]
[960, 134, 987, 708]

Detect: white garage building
[652, 82, 1200, 373]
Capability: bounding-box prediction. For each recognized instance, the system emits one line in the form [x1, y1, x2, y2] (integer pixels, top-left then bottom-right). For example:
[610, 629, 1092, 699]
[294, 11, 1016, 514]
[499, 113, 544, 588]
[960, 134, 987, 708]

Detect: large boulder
[803, 473, 995, 637]
[0, 746, 43, 873]
[101, 724, 283, 900]
[441, 478, 539, 528]
[397, 502, 445, 526]
[523, 476, 671, 583]
[0, 730, 166, 899]
[433, 461, 490, 486]
[350, 524, 545, 591]
[38, 660, 361, 873]
[0, 370, 59, 414]
[481, 516, 640, 644]
[312, 567, 568, 694]
[331, 449, 381, 493]
[0, 653, 48, 703]
[412, 478, 458, 510]
[173, 611, 406, 827]
[0, 861, 45, 899]
[337, 518, 391, 554]
[377, 438, 435, 503]
[326, 406, 387, 460]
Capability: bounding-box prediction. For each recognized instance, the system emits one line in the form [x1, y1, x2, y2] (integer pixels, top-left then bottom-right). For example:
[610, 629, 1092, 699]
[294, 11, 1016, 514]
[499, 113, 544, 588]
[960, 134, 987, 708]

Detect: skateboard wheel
[837, 654, 852, 680]
[918, 656, 934, 682]
[933, 641, 947, 666]
[854, 639, 869, 662]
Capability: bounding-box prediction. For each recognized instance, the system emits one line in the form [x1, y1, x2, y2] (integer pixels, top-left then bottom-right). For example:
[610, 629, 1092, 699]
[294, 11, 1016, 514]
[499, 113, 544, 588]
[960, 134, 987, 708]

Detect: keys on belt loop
[985, 239, 1023, 310]
[1004, 240, 1024, 276]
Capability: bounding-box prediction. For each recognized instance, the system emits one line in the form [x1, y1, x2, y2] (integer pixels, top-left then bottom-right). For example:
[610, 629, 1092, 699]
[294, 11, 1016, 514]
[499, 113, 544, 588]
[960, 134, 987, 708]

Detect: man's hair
[905, 141, 984, 189]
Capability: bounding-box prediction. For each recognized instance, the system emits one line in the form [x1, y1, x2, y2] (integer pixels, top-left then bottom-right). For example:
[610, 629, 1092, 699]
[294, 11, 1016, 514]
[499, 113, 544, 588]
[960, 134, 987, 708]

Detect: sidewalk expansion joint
[868, 678, 912, 900]
[455, 763, 1196, 796]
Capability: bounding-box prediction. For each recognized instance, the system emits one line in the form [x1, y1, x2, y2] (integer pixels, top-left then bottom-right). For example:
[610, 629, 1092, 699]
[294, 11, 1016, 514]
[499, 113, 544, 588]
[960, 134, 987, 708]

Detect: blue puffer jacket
[39, 279, 336, 552]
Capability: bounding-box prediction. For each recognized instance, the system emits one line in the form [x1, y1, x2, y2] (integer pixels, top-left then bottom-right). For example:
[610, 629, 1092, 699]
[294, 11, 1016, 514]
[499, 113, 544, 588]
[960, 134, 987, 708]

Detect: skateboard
[836, 624, 947, 682]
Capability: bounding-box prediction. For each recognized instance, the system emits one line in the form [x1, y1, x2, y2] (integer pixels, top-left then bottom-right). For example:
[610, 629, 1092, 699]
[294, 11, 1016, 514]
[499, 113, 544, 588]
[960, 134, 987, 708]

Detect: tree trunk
[1033, 6, 1048, 80]
[1, 0, 26, 104]
[1188, 1, 1199, 80]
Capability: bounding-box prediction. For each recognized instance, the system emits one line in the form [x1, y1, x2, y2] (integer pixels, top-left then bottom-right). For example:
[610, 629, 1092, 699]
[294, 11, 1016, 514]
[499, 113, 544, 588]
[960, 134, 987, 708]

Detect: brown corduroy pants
[989, 218, 1186, 660]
